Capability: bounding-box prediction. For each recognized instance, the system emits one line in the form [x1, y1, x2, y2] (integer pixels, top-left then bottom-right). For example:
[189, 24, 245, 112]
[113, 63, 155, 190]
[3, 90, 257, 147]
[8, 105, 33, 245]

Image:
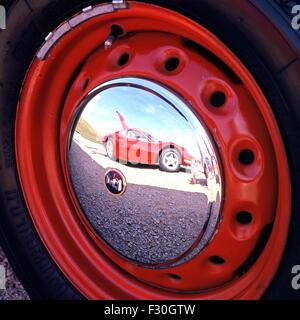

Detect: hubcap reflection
[68, 77, 223, 266]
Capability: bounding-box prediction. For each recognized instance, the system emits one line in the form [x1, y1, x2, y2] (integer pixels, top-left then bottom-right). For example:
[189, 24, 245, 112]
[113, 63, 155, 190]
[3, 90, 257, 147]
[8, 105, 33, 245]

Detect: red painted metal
[15, 2, 291, 299]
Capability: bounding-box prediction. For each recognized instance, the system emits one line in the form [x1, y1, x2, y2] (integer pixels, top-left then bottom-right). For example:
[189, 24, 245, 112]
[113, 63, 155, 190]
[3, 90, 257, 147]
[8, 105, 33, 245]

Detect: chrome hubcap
[68, 77, 223, 267]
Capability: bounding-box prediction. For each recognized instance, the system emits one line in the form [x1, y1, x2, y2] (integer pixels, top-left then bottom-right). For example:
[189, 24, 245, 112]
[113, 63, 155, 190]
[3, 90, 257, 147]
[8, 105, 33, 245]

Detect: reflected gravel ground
[69, 142, 210, 265]
[0, 246, 29, 300]
[0, 135, 211, 299]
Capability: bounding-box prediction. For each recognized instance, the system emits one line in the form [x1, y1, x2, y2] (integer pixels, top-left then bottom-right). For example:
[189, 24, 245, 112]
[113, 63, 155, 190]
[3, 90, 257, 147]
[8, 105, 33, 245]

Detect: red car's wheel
[105, 137, 116, 161]
[0, 1, 299, 299]
[159, 148, 181, 172]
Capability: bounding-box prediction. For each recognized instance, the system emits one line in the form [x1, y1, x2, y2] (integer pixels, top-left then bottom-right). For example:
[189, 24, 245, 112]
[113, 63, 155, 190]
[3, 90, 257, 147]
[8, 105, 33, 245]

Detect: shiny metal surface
[68, 77, 223, 267]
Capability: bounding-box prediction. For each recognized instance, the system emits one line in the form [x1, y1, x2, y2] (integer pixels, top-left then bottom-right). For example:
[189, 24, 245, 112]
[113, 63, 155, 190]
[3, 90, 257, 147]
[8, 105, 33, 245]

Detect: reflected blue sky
[81, 86, 202, 157]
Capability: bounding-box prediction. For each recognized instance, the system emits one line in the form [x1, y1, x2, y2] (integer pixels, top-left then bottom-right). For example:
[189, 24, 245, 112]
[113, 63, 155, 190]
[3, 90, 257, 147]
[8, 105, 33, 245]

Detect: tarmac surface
[0, 246, 29, 300]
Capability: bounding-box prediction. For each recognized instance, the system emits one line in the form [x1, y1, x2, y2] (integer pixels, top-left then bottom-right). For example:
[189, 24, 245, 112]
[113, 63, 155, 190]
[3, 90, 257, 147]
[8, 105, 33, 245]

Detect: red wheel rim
[15, 2, 291, 299]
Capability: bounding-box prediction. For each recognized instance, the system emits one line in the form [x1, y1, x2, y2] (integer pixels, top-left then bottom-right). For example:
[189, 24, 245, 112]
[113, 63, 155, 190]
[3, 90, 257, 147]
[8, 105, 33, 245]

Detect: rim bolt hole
[165, 57, 180, 72]
[111, 24, 124, 37]
[82, 79, 89, 91]
[209, 256, 225, 265]
[238, 149, 255, 165]
[236, 211, 253, 225]
[168, 273, 182, 280]
[210, 91, 226, 107]
[118, 53, 130, 67]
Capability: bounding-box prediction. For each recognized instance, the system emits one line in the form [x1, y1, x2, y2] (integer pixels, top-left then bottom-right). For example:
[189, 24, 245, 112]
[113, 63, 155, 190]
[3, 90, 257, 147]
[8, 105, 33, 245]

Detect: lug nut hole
[200, 79, 236, 114]
[168, 273, 182, 280]
[210, 91, 226, 107]
[82, 79, 89, 91]
[231, 139, 263, 180]
[165, 57, 180, 72]
[110, 24, 124, 36]
[118, 53, 130, 67]
[236, 211, 253, 225]
[209, 256, 225, 265]
[238, 149, 255, 165]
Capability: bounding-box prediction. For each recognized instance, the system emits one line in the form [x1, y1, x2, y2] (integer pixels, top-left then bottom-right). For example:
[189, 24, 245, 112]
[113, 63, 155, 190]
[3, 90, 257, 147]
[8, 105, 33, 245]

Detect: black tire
[105, 137, 116, 161]
[0, 0, 299, 299]
[159, 148, 181, 172]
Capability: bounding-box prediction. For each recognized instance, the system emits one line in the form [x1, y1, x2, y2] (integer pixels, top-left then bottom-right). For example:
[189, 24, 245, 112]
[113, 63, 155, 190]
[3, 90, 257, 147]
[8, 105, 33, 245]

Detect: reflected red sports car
[102, 128, 192, 172]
